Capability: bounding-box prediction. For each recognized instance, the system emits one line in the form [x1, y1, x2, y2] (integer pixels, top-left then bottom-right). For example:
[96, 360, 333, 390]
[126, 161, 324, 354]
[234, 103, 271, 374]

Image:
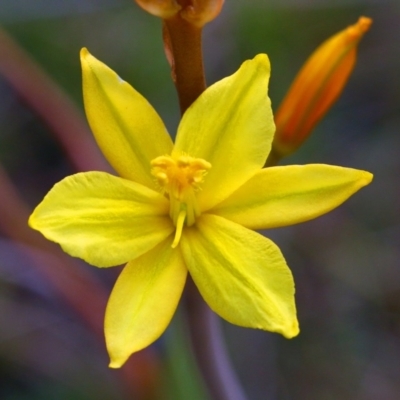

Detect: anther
[150, 153, 211, 227]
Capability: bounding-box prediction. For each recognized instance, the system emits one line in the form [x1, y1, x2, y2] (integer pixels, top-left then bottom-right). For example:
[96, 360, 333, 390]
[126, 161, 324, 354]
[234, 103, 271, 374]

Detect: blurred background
[0, 0, 399, 399]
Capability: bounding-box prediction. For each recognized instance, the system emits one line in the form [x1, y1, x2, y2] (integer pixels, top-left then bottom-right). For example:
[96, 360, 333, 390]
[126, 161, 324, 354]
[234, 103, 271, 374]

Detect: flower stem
[163, 15, 247, 400]
[163, 15, 206, 114]
[185, 278, 247, 400]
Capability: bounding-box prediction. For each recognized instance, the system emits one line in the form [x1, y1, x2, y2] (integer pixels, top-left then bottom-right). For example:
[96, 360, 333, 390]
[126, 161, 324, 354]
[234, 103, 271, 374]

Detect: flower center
[151, 154, 211, 247]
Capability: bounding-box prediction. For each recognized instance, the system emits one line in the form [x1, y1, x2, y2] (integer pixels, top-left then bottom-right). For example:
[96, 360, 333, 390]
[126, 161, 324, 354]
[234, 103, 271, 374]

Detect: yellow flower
[274, 17, 372, 157]
[29, 48, 372, 368]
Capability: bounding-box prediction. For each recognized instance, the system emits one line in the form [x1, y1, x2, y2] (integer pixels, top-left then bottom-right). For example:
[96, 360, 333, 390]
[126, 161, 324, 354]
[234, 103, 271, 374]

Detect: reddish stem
[0, 28, 110, 173]
[164, 15, 206, 114]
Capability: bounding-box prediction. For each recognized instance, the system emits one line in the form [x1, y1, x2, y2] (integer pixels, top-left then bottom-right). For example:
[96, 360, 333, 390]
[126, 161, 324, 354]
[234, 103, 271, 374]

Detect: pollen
[151, 154, 211, 200]
[151, 154, 211, 234]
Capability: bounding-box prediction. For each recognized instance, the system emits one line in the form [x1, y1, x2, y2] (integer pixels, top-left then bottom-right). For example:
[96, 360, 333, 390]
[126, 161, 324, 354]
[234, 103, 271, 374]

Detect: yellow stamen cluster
[151, 154, 211, 247]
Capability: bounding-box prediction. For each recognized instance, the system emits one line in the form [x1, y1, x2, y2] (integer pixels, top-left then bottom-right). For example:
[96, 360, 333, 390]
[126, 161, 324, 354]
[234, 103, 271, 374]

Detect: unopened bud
[135, 0, 224, 27]
[135, 0, 181, 19]
[273, 17, 372, 157]
[180, 0, 224, 27]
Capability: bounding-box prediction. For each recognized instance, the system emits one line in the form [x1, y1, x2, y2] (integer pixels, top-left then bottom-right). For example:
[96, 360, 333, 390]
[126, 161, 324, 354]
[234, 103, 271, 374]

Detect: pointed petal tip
[251, 53, 271, 71]
[238, 53, 270, 77]
[282, 319, 300, 339]
[27, 213, 35, 229]
[80, 47, 90, 59]
[358, 170, 373, 188]
[355, 16, 373, 34]
[28, 213, 44, 235]
[108, 357, 124, 369]
[346, 16, 372, 44]
[258, 313, 299, 339]
[107, 338, 137, 369]
[80, 47, 99, 70]
[80, 47, 94, 70]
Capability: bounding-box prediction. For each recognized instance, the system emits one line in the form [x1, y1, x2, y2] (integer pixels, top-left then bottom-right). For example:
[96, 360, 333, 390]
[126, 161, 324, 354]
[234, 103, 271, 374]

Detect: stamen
[150, 153, 211, 227]
[172, 209, 186, 248]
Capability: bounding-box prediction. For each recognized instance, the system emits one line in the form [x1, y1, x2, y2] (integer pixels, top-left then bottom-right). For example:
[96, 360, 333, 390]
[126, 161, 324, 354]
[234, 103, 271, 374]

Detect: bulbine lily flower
[29, 48, 372, 367]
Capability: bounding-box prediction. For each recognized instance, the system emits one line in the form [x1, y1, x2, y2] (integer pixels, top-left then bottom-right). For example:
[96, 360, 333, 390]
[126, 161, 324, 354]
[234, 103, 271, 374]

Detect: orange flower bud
[180, 0, 224, 27]
[135, 0, 181, 19]
[273, 17, 372, 157]
[135, 0, 224, 26]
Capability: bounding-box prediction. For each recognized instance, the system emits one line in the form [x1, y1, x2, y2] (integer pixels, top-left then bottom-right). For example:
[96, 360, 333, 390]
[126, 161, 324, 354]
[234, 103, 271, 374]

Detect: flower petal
[181, 214, 298, 338]
[212, 164, 373, 229]
[81, 48, 173, 188]
[106, 238, 187, 368]
[29, 172, 174, 267]
[173, 54, 275, 210]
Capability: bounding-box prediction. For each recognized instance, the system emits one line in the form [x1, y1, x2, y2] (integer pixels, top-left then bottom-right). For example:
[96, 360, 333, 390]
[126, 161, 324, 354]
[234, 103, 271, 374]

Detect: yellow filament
[171, 209, 186, 248]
